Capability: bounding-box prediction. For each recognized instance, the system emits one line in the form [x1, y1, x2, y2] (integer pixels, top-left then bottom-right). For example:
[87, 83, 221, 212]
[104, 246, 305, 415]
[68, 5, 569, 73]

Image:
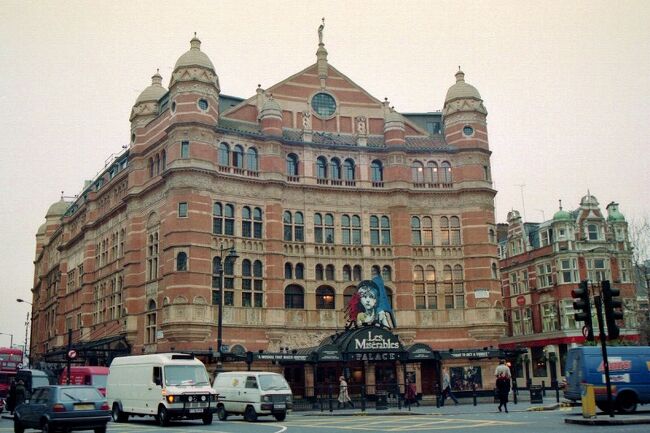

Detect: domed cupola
[129, 70, 168, 127]
[442, 68, 488, 151]
[169, 34, 219, 91]
[553, 201, 572, 222]
[384, 108, 405, 146]
[259, 95, 283, 136]
[46, 199, 70, 219]
[606, 202, 625, 222]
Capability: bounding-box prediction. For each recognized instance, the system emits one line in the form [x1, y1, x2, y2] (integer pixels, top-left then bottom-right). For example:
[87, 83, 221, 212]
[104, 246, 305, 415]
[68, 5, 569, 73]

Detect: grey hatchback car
[14, 385, 111, 433]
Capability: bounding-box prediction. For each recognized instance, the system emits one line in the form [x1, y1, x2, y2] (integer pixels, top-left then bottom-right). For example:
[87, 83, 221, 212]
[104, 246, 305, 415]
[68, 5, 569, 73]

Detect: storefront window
[532, 347, 547, 377]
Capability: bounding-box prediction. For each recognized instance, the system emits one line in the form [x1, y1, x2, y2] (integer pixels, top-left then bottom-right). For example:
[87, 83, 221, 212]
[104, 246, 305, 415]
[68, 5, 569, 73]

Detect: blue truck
[564, 346, 650, 413]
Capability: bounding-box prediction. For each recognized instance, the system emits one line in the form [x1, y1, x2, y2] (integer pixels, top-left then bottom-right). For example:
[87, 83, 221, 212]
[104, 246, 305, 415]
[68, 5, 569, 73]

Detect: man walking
[440, 367, 459, 406]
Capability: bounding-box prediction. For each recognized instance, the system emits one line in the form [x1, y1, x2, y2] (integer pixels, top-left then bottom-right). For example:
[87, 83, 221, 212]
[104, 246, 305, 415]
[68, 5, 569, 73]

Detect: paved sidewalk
[294, 396, 565, 416]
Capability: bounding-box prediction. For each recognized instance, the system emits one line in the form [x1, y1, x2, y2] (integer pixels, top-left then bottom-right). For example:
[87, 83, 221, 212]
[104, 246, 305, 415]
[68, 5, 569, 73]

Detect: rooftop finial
[318, 17, 325, 45]
[559, 199, 563, 211]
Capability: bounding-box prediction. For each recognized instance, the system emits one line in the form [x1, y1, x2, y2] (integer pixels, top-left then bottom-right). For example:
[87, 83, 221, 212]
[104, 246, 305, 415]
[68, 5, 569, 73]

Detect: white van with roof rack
[107, 353, 217, 427]
[212, 371, 293, 421]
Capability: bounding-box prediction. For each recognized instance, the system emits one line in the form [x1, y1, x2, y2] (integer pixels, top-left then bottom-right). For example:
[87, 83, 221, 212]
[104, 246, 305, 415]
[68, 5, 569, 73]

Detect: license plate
[274, 403, 286, 409]
[189, 408, 203, 413]
[74, 404, 95, 411]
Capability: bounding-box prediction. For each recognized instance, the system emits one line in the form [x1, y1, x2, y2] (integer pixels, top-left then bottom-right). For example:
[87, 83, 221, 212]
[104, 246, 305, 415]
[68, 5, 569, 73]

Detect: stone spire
[316, 17, 328, 88]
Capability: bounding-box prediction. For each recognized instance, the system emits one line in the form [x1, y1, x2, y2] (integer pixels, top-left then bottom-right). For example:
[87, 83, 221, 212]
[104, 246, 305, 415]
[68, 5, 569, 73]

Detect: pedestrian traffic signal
[602, 280, 623, 340]
[572, 280, 594, 341]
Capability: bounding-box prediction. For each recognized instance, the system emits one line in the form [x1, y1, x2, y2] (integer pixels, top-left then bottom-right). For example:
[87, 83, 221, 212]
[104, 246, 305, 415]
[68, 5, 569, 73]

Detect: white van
[107, 353, 217, 426]
[212, 371, 293, 421]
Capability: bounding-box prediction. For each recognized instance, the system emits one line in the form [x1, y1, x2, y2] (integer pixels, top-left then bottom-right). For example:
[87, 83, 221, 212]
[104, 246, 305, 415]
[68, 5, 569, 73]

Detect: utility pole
[594, 287, 614, 418]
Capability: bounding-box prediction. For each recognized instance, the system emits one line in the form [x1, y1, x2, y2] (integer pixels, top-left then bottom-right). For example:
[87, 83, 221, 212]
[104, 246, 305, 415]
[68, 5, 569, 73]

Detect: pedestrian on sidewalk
[495, 359, 512, 379]
[496, 372, 511, 413]
[337, 376, 354, 409]
[405, 377, 420, 407]
[440, 367, 459, 406]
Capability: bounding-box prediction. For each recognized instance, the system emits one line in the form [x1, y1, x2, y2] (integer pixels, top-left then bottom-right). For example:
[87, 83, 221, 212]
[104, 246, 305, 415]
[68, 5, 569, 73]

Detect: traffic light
[602, 280, 623, 340]
[572, 280, 594, 341]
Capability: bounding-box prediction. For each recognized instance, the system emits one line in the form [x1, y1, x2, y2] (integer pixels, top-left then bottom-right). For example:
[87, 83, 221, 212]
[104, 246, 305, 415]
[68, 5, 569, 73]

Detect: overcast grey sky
[1, 0, 649, 345]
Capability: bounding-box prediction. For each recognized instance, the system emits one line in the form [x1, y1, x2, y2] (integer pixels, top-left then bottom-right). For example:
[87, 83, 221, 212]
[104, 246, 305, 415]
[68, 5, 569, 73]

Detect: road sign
[582, 326, 590, 338]
[17, 362, 23, 369]
[68, 349, 77, 360]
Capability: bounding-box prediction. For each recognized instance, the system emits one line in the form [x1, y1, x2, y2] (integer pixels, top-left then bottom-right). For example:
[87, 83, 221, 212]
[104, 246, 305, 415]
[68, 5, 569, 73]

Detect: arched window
[285, 285, 304, 309]
[295, 263, 304, 279]
[145, 299, 157, 344]
[441, 161, 452, 183]
[342, 214, 351, 244]
[426, 161, 438, 183]
[453, 264, 464, 308]
[161, 150, 166, 171]
[283, 211, 292, 241]
[253, 207, 263, 239]
[294, 212, 304, 242]
[371, 160, 383, 182]
[351, 215, 361, 245]
[315, 213, 334, 244]
[411, 216, 422, 245]
[440, 217, 450, 245]
[242, 206, 252, 237]
[233, 145, 244, 168]
[316, 156, 328, 179]
[450, 216, 461, 245]
[371, 265, 381, 278]
[286, 153, 299, 176]
[381, 216, 391, 244]
[412, 161, 424, 183]
[253, 260, 264, 307]
[382, 265, 392, 281]
[489, 228, 496, 243]
[353, 265, 363, 281]
[325, 264, 335, 281]
[176, 252, 187, 271]
[422, 216, 433, 245]
[218, 142, 230, 166]
[370, 216, 380, 245]
[343, 265, 352, 281]
[315, 264, 324, 280]
[324, 214, 334, 243]
[155, 154, 160, 175]
[316, 286, 335, 310]
[213, 202, 223, 234]
[330, 158, 341, 180]
[492, 263, 498, 279]
[224, 204, 235, 235]
[246, 147, 258, 172]
[147, 232, 159, 281]
[285, 263, 293, 279]
[343, 159, 355, 181]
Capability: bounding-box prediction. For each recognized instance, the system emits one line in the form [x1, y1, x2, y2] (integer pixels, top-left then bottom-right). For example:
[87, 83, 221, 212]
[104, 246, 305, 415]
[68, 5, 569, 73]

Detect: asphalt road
[2, 407, 650, 433]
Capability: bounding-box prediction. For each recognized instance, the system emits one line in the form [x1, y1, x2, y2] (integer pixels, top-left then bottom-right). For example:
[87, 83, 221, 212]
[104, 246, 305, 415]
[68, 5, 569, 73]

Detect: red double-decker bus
[0, 347, 23, 398]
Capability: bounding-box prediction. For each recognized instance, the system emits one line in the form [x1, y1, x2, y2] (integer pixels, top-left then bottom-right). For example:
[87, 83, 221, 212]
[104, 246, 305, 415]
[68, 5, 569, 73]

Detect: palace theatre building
[31, 28, 505, 399]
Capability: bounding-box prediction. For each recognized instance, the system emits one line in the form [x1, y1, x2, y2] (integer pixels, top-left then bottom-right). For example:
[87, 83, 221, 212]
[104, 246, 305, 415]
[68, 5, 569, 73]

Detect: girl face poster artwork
[345, 277, 395, 329]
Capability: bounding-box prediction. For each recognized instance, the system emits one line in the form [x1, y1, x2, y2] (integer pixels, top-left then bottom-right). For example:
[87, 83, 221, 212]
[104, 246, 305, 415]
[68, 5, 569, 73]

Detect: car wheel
[274, 411, 287, 421]
[13, 419, 25, 433]
[94, 426, 107, 433]
[216, 405, 228, 421]
[202, 412, 213, 425]
[617, 392, 637, 414]
[244, 405, 257, 422]
[112, 403, 128, 423]
[157, 406, 171, 427]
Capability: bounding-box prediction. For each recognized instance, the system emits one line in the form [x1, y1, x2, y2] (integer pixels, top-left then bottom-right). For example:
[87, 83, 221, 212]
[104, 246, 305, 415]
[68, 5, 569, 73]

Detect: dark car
[14, 385, 111, 433]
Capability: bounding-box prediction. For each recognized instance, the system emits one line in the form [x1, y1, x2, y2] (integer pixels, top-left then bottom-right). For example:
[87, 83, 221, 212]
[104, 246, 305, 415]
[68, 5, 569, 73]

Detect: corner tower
[442, 69, 488, 150]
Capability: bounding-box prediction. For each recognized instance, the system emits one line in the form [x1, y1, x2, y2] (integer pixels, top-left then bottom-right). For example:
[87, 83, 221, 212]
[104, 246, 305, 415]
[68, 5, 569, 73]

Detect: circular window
[198, 99, 209, 111]
[463, 126, 474, 136]
[311, 92, 336, 118]
[171, 101, 176, 113]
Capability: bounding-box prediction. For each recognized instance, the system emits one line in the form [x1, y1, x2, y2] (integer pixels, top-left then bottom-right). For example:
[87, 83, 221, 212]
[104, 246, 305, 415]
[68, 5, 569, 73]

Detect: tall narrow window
[342, 215, 351, 245]
[413, 266, 426, 309]
[176, 252, 187, 271]
[145, 300, 157, 344]
[242, 207, 252, 238]
[441, 161, 452, 183]
[314, 213, 323, 243]
[253, 260, 263, 307]
[287, 153, 299, 176]
[450, 216, 461, 245]
[343, 159, 355, 181]
[147, 232, 159, 281]
[242, 259, 252, 306]
[283, 211, 293, 241]
[443, 265, 453, 308]
[181, 141, 189, 159]
[324, 214, 334, 243]
[325, 264, 335, 281]
[453, 264, 465, 308]
[316, 156, 328, 179]
[294, 212, 304, 242]
[315, 264, 324, 280]
[411, 217, 422, 244]
[161, 150, 166, 170]
[223, 256, 235, 306]
[370, 216, 380, 245]
[148, 158, 154, 177]
[218, 143, 230, 166]
[212, 257, 222, 305]
[285, 285, 304, 309]
[382, 265, 392, 281]
[412, 161, 424, 183]
[371, 160, 383, 182]
[316, 286, 335, 309]
[426, 161, 438, 183]
[353, 265, 362, 281]
[440, 217, 450, 245]
[284, 263, 293, 279]
[330, 158, 341, 180]
[253, 207, 263, 238]
[246, 147, 258, 172]
[213, 202, 223, 234]
[351, 215, 361, 245]
[295, 263, 304, 279]
[343, 265, 352, 281]
[233, 145, 244, 168]
[224, 204, 235, 235]
[178, 202, 188, 218]
[381, 216, 391, 244]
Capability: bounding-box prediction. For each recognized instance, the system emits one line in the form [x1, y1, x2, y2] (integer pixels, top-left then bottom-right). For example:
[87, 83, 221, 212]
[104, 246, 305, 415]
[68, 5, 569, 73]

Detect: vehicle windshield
[164, 365, 210, 386]
[33, 376, 50, 388]
[60, 387, 102, 402]
[92, 375, 108, 388]
[258, 374, 290, 391]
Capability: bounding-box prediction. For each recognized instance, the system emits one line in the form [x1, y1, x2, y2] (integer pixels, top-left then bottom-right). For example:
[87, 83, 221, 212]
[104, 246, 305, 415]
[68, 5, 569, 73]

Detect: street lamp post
[17, 298, 32, 368]
[0, 332, 13, 348]
[214, 246, 239, 357]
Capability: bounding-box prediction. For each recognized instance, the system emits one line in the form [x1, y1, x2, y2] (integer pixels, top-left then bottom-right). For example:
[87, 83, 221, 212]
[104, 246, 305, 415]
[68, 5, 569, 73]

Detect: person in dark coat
[496, 373, 511, 413]
[14, 380, 27, 409]
[6, 378, 16, 414]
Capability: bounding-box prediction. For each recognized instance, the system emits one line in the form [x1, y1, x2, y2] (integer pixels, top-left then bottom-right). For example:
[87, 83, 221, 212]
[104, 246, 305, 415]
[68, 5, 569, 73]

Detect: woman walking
[496, 373, 511, 413]
[338, 376, 354, 409]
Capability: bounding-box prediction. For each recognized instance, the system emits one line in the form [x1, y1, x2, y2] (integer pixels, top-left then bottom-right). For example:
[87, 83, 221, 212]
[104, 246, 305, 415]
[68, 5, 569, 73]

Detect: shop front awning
[439, 348, 503, 360]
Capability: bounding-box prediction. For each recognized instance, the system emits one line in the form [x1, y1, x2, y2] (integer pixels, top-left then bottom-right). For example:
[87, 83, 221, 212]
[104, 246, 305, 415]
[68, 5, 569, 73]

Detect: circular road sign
[582, 326, 590, 338]
[67, 349, 77, 360]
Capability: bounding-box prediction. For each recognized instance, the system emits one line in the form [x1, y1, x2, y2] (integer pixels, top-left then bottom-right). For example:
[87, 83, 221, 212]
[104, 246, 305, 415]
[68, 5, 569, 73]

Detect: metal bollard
[542, 380, 546, 397]
[328, 384, 333, 412]
[361, 385, 366, 412]
[472, 383, 477, 406]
